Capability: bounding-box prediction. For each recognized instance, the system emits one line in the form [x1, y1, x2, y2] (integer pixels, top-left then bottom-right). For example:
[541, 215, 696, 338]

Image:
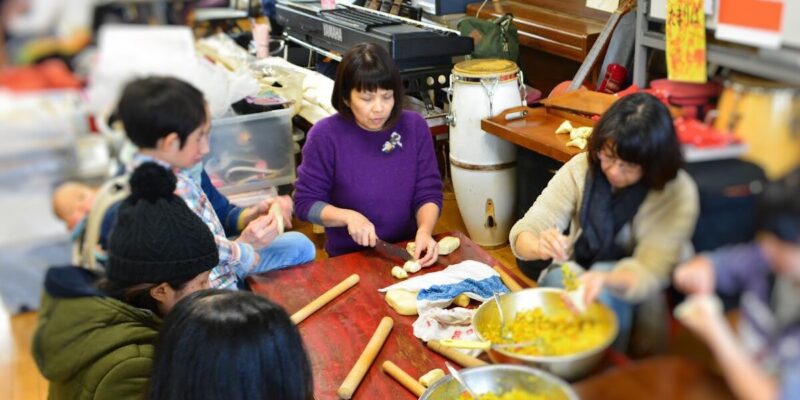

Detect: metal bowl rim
[419, 364, 580, 400]
[474, 287, 619, 363]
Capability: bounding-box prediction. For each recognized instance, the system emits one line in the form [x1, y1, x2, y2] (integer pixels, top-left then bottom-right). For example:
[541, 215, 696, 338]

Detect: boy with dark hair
[111, 76, 315, 289]
[674, 168, 800, 400]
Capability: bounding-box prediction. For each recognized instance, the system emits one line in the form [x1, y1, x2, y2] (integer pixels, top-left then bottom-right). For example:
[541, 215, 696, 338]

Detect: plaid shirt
[132, 155, 255, 290]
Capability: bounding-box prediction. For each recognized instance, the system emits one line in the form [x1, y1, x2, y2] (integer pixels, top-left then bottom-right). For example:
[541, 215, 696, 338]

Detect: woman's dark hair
[97, 277, 194, 316]
[757, 168, 800, 243]
[588, 93, 683, 190]
[149, 290, 314, 400]
[117, 76, 207, 149]
[331, 42, 404, 129]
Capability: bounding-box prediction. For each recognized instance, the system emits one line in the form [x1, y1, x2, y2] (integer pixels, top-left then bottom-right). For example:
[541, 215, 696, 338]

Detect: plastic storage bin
[205, 108, 295, 195]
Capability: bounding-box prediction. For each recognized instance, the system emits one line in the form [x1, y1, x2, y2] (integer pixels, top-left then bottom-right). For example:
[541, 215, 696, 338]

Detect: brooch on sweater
[381, 132, 403, 154]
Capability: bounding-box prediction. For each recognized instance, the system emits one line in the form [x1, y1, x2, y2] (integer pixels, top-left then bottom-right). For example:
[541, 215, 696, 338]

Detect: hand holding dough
[406, 242, 416, 256]
[403, 260, 422, 273]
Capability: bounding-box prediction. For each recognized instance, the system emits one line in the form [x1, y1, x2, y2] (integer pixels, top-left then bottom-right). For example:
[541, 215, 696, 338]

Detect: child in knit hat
[33, 162, 220, 399]
[109, 76, 315, 290]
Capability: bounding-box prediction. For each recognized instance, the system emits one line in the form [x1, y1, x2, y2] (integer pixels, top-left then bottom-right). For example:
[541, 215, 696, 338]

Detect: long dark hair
[149, 290, 314, 400]
[97, 277, 194, 316]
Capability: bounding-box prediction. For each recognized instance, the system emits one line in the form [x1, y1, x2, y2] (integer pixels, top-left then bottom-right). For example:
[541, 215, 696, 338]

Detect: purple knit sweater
[294, 111, 443, 256]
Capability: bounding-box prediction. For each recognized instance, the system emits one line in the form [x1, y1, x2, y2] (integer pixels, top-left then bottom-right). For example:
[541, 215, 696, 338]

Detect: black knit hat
[107, 162, 218, 283]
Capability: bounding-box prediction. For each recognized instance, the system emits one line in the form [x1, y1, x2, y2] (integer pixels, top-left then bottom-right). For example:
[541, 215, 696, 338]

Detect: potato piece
[570, 126, 593, 140]
[555, 120, 573, 134]
[453, 293, 470, 307]
[437, 236, 460, 255]
[391, 266, 408, 280]
[385, 289, 418, 315]
[406, 242, 416, 256]
[566, 137, 588, 150]
[418, 368, 446, 387]
[403, 260, 421, 273]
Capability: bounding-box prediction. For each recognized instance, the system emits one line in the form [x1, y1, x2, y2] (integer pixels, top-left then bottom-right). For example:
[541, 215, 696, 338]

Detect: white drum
[448, 59, 523, 247]
[451, 163, 517, 247]
[448, 59, 524, 165]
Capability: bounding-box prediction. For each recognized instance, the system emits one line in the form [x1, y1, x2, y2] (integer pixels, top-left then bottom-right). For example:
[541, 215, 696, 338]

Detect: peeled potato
[570, 126, 593, 140]
[437, 236, 460, 255]
[391, 266, 408, 280]
[453, 293, 470, 307]
[385, 289, 418, 315]
[418, 369, 445, 387]
[555, 120, 573, 134]
[406, 242, 416, 256]
[403, 260, 422, 273]
[566, 137, 588, 150]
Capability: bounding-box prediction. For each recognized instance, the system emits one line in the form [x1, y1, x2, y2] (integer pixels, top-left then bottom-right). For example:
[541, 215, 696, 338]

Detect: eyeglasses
[597, 150, 642, 176]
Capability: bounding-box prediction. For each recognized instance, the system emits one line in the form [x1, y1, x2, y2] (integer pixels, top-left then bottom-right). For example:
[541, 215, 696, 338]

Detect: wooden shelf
[633, 0, 800, 86]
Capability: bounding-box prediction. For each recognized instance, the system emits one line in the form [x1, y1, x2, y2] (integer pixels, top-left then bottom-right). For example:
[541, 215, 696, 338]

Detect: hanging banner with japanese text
[666, 0, 707, 83]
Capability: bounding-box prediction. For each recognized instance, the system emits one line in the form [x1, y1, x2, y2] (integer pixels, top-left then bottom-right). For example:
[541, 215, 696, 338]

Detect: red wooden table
[573, 356, 735, 400]
[248, 231, 510, 400]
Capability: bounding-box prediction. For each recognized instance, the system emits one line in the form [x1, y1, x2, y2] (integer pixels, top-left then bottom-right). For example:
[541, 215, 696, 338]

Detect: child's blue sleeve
[709, 243, 771, 297]
[261, 0, 276, 18]
[201, 169, 243, 236]
[780, 356, 800, 400]
[99, 202, 120, 250]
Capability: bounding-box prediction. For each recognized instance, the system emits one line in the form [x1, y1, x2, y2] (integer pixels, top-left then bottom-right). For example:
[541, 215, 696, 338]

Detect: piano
[275, 1, 473, 71]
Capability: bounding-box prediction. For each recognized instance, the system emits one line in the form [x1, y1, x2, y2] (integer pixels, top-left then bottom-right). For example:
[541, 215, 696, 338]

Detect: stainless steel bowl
[473, 288, 618, 381]
[419, 364, 579, 400]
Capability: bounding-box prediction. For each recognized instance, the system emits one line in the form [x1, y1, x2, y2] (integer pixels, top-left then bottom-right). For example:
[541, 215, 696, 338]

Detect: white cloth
[380, 261, 509, 347]
[379, 260, 508, 313]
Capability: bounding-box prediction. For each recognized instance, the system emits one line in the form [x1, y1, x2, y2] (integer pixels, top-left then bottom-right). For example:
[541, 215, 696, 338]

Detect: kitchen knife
[374, 238, 413, 262]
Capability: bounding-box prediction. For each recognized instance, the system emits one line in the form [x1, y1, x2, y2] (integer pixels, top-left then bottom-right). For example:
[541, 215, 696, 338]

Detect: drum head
[453, 59, 519, 78]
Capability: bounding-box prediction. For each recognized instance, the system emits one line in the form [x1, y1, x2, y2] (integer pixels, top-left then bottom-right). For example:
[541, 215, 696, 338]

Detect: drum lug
[446, 113, 456, 127]
[484, 198, 496, 228]
[446, 81, 456, 127]
[518, 70, 527, 107]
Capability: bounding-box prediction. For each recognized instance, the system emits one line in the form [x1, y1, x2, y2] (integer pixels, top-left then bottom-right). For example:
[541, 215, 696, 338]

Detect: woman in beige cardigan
[510, 93, 699, 350]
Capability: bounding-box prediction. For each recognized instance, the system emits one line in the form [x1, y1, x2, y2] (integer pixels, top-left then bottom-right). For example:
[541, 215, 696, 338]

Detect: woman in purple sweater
[294, 43, 443, 263]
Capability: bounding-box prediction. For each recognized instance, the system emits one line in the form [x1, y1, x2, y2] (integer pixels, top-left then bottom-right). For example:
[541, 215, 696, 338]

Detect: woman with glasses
[509, 93, 699, 351]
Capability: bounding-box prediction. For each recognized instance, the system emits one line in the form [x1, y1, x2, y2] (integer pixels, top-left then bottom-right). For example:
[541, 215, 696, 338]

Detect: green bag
[458, 13, 519, 62]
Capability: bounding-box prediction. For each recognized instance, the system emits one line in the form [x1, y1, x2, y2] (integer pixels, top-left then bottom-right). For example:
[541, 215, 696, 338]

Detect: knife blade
[374, 238, 413, 262]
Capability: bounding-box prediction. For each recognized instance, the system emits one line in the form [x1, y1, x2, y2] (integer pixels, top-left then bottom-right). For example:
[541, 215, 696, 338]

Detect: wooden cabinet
[466, 0, 609, 94]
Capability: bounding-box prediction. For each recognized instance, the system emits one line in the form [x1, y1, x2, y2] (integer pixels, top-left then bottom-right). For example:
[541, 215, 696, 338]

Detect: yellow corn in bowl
[473, 288, 618, 380]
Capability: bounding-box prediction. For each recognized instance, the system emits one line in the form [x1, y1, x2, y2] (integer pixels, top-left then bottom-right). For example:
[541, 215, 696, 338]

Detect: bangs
[609, 127, 650, 166]
[351, 61, 395, 93]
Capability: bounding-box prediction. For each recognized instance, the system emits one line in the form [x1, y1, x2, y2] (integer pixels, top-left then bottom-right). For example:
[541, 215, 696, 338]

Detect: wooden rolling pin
[426, 340, 489, 368]
[381, 360, 426, 397]
[291, 274, 360, 324]
[337, 316, 394, 399]
[269, 201, 284, 234]
[493, 265, 524, 292]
